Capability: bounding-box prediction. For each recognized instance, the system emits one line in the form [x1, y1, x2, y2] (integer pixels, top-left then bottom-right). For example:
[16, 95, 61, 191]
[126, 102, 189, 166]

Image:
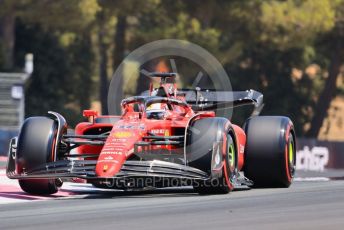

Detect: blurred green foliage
[0, 0, 343, 136]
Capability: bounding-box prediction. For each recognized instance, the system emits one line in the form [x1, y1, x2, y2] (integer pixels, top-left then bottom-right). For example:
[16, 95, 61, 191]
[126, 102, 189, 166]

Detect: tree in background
[306, 1, 344, 137]
[0, 0, 25, 70]
[0, 0, 343, 138]
[1, 0, 99, 126]
[184, 0, 343, 136]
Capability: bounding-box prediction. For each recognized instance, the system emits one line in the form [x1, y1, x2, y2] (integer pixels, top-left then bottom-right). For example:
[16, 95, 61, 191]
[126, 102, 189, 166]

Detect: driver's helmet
[146, 103, 166, 120]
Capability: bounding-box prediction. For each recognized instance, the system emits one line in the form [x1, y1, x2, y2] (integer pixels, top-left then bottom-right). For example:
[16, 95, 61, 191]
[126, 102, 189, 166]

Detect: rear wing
[141, 88, 264, 114]
[179, 89, 263, 111]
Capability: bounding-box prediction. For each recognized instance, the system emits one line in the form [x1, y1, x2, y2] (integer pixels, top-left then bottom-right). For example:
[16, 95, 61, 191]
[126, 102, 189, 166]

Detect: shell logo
[113, 131, 132, 138]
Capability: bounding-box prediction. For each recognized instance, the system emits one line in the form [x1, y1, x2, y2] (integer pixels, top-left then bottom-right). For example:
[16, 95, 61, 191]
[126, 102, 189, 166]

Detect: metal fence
[0, 73, 28, 129]
[0, 64, 31, 156]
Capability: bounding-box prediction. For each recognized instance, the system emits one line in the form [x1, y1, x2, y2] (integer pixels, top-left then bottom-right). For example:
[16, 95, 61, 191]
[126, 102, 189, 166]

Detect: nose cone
[95, 128, 143, 178]
[95, 153, 126, 177]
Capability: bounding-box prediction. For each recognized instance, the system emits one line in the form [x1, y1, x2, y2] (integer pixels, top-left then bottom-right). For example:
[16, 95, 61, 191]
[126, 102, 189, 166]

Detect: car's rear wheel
[244, 116, 296, 188]
[16, 117, 60, 195]
[187, 117, 236, 194]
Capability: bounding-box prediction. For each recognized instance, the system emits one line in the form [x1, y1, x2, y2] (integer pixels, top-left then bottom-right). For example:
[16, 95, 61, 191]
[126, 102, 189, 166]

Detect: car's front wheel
[187, 117, 236, 194]
[16, 117, 60, 195]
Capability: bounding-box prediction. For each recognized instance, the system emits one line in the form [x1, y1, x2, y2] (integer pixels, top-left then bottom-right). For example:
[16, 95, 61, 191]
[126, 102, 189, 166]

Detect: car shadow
[58, 184, 251, 200]
[59, 186, 198, 199]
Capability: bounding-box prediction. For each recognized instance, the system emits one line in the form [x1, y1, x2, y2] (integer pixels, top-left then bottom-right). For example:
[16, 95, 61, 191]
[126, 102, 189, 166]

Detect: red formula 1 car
[6, 73, 296, 195]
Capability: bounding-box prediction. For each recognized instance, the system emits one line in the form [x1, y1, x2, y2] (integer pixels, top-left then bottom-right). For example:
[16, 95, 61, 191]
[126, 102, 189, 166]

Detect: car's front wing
[7, 156, 209, 181]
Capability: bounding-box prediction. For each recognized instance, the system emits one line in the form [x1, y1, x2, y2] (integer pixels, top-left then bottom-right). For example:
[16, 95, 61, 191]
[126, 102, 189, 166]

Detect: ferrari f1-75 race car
[6, 73, 296, 195]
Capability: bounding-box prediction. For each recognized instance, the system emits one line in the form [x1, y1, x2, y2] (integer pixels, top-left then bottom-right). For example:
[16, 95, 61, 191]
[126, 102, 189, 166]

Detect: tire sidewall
[244, 116, 296, 187]
[187, 117, 236, 193]
[16, 117, 59, 195]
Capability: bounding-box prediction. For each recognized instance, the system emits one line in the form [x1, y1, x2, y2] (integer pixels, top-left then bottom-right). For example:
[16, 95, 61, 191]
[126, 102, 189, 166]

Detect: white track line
[0, 169, 334, 205]
[294, 177, 330, 182]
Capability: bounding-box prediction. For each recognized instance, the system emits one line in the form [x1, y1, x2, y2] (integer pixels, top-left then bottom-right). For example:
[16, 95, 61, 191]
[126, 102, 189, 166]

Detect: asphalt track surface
[1, 177, 344, 230]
